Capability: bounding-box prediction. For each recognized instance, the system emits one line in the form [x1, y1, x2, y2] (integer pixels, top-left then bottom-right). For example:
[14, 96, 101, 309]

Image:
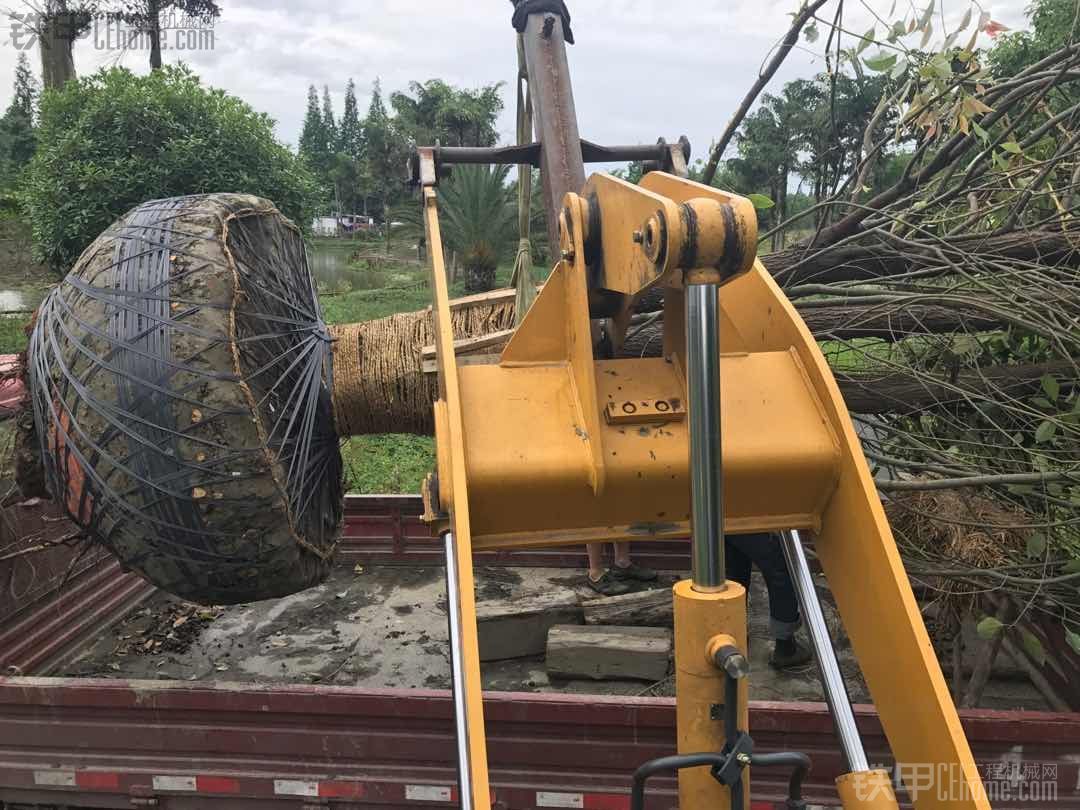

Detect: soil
[60, 563, 1049, 710]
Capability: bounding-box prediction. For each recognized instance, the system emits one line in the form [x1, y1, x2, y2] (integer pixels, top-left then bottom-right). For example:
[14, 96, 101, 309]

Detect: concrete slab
[477, 588, 583, 661]
[547, 624, 672, 682]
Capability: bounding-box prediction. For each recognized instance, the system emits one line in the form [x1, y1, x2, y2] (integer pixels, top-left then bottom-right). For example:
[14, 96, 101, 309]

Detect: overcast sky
[0, 0, 1030, 167]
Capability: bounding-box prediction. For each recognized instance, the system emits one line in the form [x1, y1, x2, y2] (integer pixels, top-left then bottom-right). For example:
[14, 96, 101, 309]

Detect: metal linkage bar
[687, 284, 725, 592]
[408, 139, 692, 182]
[443, 531, 475, 810]
[779, 529, 870, 773]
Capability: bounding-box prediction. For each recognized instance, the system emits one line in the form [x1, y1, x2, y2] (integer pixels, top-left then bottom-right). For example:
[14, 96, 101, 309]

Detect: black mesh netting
[28, 194, 344, 604]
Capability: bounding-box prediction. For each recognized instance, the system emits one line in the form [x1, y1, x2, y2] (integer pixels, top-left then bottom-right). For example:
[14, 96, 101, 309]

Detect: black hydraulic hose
[724, 673, 739, 751]
[750, 752, 812, 805]
[724, 672, 744, 809]
[630, 753, 725, 810]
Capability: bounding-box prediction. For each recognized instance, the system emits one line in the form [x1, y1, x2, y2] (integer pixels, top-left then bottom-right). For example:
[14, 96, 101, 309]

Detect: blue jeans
[725, 532, 801, 640]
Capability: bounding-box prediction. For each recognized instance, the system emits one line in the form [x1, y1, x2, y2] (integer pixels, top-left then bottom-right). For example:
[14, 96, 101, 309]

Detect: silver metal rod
[779, 530, 870, 773]
[443, 532, 474, 810]
[687, 283, 725, 592]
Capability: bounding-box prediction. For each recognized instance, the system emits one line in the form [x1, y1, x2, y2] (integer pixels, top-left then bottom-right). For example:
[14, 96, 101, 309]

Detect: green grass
[0, 316, 28, 354]
[340, 433, 435, 494]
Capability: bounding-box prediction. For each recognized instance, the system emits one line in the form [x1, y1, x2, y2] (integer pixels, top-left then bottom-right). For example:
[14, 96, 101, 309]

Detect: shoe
[587, 571, 633, 596]
[610, 561, 658, 582]
[770, 639, 813, 670]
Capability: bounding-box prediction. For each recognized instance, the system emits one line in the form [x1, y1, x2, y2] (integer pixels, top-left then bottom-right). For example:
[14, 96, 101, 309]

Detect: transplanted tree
[108, 0, 221, 70]
[22, 65, 318, 272]
[0, 53, 40, 188]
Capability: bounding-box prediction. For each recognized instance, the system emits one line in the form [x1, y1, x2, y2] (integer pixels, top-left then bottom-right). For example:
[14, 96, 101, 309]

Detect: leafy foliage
[0, 54, 39, 188]
[989, 0, 1079, 77]
[107, 0, 221, 69]
[22, 65, 318, 273]
[389, 79, 504, 148]
[436, 165, 516, 284]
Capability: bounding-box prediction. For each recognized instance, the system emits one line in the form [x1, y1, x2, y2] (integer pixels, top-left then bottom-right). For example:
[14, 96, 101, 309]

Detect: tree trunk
[583, 588, 673, 628]
[38, 14, 78, 89]
[961, 601, 1012, 708]
[762, 228, 1080, 288]
[834, 360, 1075, 415]
[621, 300, 1010, 356]
[325, 289, 1075, 430]
[148, 0, 162, 70]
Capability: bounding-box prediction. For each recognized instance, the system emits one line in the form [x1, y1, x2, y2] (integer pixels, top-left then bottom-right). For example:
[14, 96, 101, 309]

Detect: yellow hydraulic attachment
[420, 156, 990, 810]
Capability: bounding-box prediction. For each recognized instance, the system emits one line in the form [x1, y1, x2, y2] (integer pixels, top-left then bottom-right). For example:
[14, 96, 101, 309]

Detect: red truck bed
[1, 496, 1078, 809]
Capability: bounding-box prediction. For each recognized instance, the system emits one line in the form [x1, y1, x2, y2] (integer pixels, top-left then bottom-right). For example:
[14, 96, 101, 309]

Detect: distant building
[311, 214, 377, 238]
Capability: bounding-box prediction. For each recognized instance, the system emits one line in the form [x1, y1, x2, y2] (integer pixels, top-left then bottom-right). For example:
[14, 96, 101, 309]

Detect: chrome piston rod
[779, 529, 870, 773]
[443, 532, 475, 810]
[687, 283, 725, 592]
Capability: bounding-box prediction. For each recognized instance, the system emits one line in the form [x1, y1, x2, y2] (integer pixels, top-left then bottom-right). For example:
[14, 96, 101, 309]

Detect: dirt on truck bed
[61, 563, 1048, 708]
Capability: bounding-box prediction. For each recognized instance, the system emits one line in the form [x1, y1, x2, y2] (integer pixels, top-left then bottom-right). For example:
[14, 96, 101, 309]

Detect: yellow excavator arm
[419, 160, 990, 810]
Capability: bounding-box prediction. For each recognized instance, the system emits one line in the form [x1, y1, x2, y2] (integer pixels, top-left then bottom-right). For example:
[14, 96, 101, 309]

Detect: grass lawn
[321, 241, 515, 494]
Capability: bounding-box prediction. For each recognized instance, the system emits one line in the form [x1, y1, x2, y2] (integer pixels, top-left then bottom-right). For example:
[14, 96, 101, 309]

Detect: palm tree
[436, 165, 516, 293]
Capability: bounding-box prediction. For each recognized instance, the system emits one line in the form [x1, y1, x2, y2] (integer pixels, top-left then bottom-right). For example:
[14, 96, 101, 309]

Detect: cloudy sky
[0, 0, 1029, 165]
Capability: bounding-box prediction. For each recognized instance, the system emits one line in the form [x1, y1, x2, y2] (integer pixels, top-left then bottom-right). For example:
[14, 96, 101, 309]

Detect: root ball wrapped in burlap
[28, 194, 343, 604]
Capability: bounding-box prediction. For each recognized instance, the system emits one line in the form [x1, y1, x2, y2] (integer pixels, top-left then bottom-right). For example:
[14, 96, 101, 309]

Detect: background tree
[107, 0, 221, 70]
[298, 84, 333, 204]
[989, 0, 1078, 77]
[320, 85, 337, 154]
[339, 78, 363, 161]
[22, 65, 318, 272]
[361, 78, 406, 219]
[0, 54, 39, 188]
[390, 79, 504, 147]
[29, 0, 99, 89]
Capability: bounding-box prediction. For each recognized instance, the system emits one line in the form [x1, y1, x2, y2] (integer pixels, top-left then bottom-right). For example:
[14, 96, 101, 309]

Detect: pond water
[0, 243, 381, 312]
[0, 289, 38, 311]
[309, 242, 385, 293]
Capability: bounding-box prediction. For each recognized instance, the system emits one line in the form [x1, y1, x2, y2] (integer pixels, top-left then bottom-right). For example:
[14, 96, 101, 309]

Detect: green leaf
[1063, 558, 1080, 574]
[1026, 532, 1047, 558]
[920, 21, 934, 48]
[971, 121, 988, 141]
[1041, 374, 1060, 402]
[1001, 141, 1022, 154]
[1067, 630, 1080, 656]
[747, 193, 775, 210]
[857, 26, 876, 54]
[804, 22, 819, 43]
[890, 57, 909, 80]
[1035, 420, 1057, 443]
[1031, 396, 1053, 409]
[976, 616, 1004, 639]
[1020, 629, 1046, 667]
[864, 52, 899, 72]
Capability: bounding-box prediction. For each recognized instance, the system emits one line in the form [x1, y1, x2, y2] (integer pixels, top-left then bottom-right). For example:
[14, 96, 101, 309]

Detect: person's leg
[585, 543, 631, 595]
[727, 532, 811, 668]
[724, 537, 754, 591]
[587, 543, 606, 581]
[610, 541, 658, 582]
